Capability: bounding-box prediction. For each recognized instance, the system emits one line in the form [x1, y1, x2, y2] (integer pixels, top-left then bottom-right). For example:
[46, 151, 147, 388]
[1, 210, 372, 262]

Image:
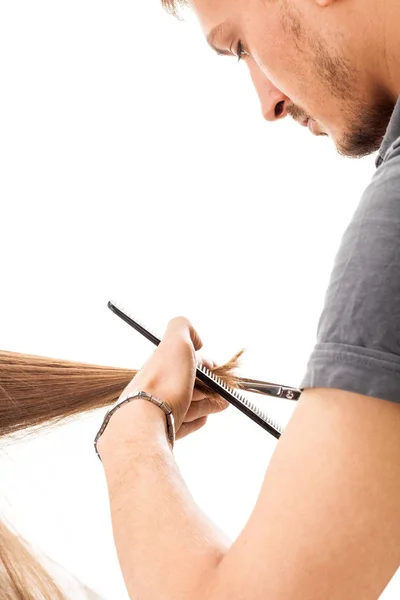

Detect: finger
[184, 396, 230, 422]
[192, 388, 206, 402]
[176, 416, 208, 440]
[202, 357, 215, 369]
[192, 387, 221, 402]
[196, 353, 216, 370]
[164, 316, 203, 352]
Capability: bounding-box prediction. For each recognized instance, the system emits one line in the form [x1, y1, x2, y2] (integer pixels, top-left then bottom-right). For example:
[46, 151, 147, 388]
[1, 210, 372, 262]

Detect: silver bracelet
[94, 390, 175, 461]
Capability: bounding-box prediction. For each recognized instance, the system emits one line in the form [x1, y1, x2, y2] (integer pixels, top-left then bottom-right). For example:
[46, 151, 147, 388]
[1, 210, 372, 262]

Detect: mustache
[286, 104, 310, 123]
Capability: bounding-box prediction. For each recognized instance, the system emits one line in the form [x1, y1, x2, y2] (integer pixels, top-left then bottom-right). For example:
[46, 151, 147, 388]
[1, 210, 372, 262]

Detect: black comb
[108, 301, 284, 439]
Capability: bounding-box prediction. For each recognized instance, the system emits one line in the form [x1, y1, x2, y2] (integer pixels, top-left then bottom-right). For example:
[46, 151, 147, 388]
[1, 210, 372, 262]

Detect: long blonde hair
[0, 348, 242, 598]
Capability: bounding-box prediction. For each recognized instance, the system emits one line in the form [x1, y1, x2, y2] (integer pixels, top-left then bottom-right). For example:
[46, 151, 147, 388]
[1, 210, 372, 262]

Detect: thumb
[163, 316, 203, 352]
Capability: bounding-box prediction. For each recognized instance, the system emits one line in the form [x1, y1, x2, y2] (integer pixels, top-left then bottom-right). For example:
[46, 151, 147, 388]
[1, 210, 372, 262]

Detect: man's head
[162, 0, 399, 158]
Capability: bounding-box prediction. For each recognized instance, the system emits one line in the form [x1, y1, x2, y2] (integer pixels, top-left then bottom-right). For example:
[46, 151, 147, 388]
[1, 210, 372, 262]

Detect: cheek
[254, 53, 301, 101]
[249, 5, 317, 97]
[251, 26, 299, 87]
[255, 36, 319, 107]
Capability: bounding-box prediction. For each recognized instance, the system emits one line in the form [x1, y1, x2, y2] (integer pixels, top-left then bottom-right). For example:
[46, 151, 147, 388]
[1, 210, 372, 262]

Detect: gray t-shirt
[300, 97, 400, 405]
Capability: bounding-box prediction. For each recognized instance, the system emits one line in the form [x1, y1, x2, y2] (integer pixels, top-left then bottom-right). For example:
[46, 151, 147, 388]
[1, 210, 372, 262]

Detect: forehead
[187, 0, 239, 37]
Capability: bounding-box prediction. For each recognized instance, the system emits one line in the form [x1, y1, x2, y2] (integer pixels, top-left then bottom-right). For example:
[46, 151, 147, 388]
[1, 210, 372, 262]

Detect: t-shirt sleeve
[300, 137, 400, 405]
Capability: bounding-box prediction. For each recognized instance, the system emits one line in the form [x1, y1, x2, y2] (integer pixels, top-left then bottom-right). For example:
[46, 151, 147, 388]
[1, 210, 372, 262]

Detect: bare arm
[97, 398, 230, 600]
[209, 387, 400, 600]
[98, 388, 400, 600]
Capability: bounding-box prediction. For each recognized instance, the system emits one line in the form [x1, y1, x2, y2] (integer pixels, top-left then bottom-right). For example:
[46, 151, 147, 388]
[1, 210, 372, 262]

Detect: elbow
[194, 558, 225, 600]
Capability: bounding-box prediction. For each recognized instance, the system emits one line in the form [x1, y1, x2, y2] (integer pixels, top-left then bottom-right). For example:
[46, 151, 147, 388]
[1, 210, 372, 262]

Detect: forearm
[97, 399, 232, 600]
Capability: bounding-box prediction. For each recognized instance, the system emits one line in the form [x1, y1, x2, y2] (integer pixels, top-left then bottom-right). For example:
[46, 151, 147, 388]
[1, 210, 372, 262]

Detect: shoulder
[300, 146, 400, 406]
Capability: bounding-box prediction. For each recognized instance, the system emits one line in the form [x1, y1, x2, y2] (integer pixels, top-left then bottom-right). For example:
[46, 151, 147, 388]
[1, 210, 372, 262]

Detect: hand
[120, 317, 230, 440]
[177, 376, 229, 440]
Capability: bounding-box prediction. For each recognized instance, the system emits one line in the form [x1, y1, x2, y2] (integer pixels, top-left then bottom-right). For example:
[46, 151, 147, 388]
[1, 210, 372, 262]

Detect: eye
[236, 40, 248, 62]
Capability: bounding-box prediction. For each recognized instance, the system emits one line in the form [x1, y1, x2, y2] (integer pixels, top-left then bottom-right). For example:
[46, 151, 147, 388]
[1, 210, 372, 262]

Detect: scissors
[236, 377, 301, 401]
[107, 300, 302, 438]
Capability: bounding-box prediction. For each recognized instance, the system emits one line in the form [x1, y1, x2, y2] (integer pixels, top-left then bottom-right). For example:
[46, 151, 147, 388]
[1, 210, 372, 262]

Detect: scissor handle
[237, 377, 301, 400]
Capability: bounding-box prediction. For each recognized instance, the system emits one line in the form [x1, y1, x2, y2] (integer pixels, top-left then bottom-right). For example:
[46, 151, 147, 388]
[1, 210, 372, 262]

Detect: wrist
[97, 398, 171, 460]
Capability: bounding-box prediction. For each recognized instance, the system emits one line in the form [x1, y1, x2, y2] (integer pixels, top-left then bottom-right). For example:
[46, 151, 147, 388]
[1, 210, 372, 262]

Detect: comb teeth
[197, 363, 284, 435]
[108, 301, 162, 345]
[108, 300, 285, 437]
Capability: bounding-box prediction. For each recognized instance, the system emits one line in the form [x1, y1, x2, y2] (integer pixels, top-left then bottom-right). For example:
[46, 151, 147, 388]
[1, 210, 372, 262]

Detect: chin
[335, 98, 395, 158]
[322, 121, 377, 158]
[310, 120, 328, 136]
[336, 131, 383, 158]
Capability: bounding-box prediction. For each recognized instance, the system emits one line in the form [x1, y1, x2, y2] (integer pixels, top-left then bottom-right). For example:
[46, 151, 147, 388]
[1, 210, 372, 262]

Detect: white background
[0, 1, 398, 598]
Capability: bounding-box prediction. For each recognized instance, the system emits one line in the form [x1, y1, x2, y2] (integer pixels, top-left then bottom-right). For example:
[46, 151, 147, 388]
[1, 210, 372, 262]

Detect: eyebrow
[206, 20, 234, 56]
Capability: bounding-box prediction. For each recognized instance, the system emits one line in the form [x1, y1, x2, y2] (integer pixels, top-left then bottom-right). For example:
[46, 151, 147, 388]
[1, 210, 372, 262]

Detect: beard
[336, 94, 395, 158]
[287, 95, 395, 159]
[280, 2, 396, 158]
[311, 37, 395, 158]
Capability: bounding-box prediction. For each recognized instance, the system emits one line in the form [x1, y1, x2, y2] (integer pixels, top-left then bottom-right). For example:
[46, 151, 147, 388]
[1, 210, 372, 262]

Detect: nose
[246, 59, 291, 122]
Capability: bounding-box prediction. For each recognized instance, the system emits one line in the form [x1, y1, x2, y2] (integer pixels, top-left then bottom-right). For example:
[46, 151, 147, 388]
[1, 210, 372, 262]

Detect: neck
[376, 0, 400, 100]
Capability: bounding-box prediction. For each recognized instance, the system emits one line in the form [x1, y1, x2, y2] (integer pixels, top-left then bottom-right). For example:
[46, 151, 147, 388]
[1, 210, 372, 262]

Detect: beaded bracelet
[94, 390, 175, 461]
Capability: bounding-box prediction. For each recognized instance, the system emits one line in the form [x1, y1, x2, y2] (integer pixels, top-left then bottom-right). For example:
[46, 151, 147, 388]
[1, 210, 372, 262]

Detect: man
[96, 1, 400, 598]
